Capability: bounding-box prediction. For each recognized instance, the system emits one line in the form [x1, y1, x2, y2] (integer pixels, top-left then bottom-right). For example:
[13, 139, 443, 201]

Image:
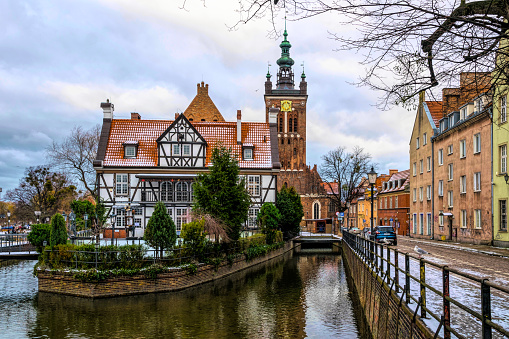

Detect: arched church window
[281, 139, 284, 145]
[289, 118, 293, 132]
[293, 148, 297, 156]
[279, 118, 283, 132]
[288, 139, 290, 144]
[294, 118, 298, 131]
[313, 202, 320, 219]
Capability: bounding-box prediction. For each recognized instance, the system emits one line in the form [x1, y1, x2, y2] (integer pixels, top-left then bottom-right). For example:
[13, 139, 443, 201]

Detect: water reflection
[1, 253, 364, 338]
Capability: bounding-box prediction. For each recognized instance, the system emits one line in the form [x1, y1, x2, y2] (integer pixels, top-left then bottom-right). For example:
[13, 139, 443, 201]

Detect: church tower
[264, 27, 308, 177]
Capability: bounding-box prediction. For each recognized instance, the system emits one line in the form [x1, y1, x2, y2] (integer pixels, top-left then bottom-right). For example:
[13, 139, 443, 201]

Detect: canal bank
[1, 250, 366, 338]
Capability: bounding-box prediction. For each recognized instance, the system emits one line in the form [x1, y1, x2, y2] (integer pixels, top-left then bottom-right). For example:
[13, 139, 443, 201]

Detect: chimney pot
[237, 110, 242, 144]
[237, 110, 242, 120]
[100, 99, 114, 120]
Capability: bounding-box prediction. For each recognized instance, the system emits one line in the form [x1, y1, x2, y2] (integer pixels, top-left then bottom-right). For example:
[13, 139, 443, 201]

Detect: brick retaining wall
[342, 243, 434, 339]
[38, 242, 294, 298]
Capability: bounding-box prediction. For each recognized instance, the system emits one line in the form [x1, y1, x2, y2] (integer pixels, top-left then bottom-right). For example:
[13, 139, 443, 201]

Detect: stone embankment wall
[342, 243, 434, 339]
[38, 241, 295, 298]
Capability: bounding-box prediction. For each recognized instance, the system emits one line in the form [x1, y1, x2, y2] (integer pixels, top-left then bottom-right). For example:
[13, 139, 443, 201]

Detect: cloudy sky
[0, 0, 413, 194]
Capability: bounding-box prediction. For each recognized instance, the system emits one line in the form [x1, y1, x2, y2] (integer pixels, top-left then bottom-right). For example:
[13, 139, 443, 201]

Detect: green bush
[50, 213, 67, 246]
[257, 203, 281, 245]
[27, 224, 51, 252]
[144, 201, 177, 254]
[181, 219, 209, 260]
[238, 234, 266, 251]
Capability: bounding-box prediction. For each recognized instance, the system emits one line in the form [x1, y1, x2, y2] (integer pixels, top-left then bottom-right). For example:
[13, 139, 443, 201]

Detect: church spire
[276, 19, 295, 89]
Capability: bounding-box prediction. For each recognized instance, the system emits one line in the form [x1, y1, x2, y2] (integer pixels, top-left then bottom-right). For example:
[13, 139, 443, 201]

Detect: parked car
[362, 228, 371, 239]
[373, 226, 397, 245]
[349, 227, 361, 235]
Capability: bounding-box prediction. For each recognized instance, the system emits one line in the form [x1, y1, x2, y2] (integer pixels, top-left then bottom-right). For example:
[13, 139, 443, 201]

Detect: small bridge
[0, 234, 38, 260]
[294, 233, 342, 252]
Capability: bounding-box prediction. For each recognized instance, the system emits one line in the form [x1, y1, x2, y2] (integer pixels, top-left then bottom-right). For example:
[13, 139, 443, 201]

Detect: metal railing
[41, 243, 245, 271]
[0, 234, 36, 253]
[343, 231, 509, 339]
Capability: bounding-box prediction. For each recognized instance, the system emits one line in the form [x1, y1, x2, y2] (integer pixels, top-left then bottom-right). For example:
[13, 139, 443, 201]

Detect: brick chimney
[237, 110, 242, 144]
[131, 112, 141, 120]
[175, 113, 179, 120]
[389, 169, 398, 176]
[100, 99, 114, 121]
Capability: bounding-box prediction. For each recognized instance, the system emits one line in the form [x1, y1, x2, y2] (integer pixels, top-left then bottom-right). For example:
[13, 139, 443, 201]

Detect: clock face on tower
[281, 100, 292, 112]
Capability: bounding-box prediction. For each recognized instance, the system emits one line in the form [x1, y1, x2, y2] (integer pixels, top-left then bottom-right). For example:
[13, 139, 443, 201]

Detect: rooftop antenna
[301, 62, 305, 73]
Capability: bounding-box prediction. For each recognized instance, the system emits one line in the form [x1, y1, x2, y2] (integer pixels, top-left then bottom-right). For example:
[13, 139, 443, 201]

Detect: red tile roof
[103, 119, 274, 169]
[425, 101, 443, 126]
[321, 182, 339, 195]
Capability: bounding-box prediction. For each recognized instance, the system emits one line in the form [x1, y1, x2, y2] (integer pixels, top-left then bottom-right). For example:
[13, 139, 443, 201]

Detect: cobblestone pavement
[395, 236, 509, 289]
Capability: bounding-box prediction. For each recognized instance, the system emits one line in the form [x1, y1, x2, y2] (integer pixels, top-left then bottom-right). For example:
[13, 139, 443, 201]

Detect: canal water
[0, 253, 367, 338]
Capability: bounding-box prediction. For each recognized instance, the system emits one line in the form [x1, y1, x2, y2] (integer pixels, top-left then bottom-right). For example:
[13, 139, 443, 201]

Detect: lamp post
[110, 212, 117, 246]
[367, 167, 378, 237]
[7, 212, 10, 226]
[84, 213, 88, 231]
[34, 211, 41, 224]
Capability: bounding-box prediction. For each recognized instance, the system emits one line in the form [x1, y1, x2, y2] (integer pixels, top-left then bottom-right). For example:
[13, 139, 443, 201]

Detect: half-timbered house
[94, 86, 280, 237]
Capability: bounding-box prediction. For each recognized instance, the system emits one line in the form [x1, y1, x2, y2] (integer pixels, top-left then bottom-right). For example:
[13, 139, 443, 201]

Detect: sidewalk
[400, 235, 509, 258]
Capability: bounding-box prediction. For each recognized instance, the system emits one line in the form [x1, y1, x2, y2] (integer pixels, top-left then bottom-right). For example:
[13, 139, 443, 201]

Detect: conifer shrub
[49, 213, 67, 246]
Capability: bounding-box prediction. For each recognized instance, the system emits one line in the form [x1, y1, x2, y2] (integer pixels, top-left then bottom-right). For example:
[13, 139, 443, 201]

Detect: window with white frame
[439, 210, 444, 226]
[416, 137, 420, 149]
[183, 144, 191, 156]
[423, 133, 427, 145]
[501, 95, 507, 123]
[124, 145, 137, 158]
[175, 182, 190, 202]
[448, 164, 453, 181]
[116, 174, 128, 195]
[448, 144, 453, 155]
[427, 213, 432, 235]
[460, 175, 466, 194]
[501, 144, 507, 173]
[461, 210, 467, 228]
[500, 200, 507, 230]
[115, 208, 126, 227]
[427, 185, 431, 200]
[247, 207, 260, 227]
[413, 213, 417, 234]
[473, 133, 481, 154]
[175, 208, 189, 231]
[427, 156, 431, 172]
[413, 188, 417, 202]
[474, 172, 481, 192]
[448, 190, 453, 207]
[460, 106, 467, 120]
[247, 175, 261, 196]
[395, 196, 398, 208]
[438, 149, 443, 165]
[389, 197, 392, 208]
[474, 209, 482, 229]
[420, 159, 423, 174]
[438, 180, 444, 197]
[134, 218, 142, 228]
[243, 148, 253, 160]
[173, 144, 180, 155]
[477, 98, 484, 112]
[460, 139, 466, 158]
[413, 162, 417, 176]
[419, 187, 423, 201]
[385, 197, 388, 208]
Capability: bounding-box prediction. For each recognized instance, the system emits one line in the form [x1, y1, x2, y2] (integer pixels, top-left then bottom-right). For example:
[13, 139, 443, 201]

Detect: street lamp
[69, 212, 76, 236]
[110, 212, 117, 246]
[34, 211, 41, 224]
[367, 167, 378, 237]
[7, 212, 10, 226]
[84, 213, 88, 230]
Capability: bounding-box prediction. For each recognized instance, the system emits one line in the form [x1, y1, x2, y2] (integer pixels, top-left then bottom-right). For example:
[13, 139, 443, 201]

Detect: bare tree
[228, 0, 509, 108]
[319, 146, 374, 213]
[46, 125, 100, 197]
[6, 166, 77, 222]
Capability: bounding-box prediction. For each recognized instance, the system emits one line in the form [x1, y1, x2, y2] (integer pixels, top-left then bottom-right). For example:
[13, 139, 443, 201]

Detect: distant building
[377, 169, 410, 236]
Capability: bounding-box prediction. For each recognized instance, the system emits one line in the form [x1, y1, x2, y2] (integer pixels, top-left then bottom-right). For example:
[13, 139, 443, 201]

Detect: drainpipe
[431, 138, 435, 240]
[491, 107, 494, 246]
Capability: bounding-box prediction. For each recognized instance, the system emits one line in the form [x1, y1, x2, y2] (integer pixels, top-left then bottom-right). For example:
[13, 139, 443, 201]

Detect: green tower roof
[276, 29, 294, 68]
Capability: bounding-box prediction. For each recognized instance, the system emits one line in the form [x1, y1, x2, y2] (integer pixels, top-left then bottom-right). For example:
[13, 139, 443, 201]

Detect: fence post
[481, 279, 492, 339]
[405, 253, 410, 304]
[394, 251, 399, 293]
[420, 259, 427, 319]
[374, 242, 378, 272]
[387, 246, 391, 283]
[380, 244, 384, 273]
[443, 267, 450, 339]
